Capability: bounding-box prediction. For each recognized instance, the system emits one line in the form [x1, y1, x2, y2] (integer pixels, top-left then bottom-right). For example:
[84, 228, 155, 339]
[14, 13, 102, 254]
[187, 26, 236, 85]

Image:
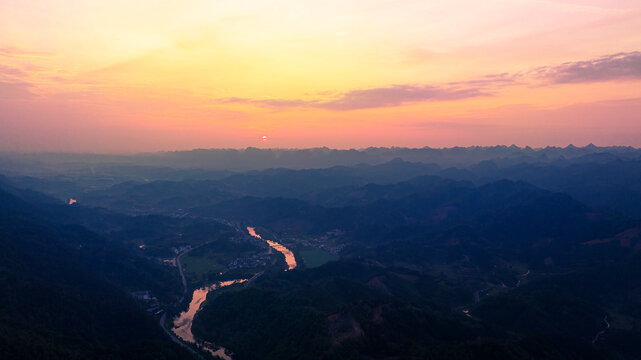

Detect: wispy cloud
[217, 84, 490, 111]
[0, 65, 29, 78]
[446, 73, 517, 87]
[533, 51, 641, 84]
[0, 46, 57, 58]
[316, 85, 488, 110]
[215, 51, 641, 111]
[217, 97, 313, 108]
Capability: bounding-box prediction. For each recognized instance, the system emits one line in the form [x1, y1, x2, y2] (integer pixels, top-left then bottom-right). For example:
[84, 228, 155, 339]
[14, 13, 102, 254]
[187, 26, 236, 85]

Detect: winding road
[176, 247, 190, 303]
[456, 270, 530, 315]
[158, 242, 215, 359]
[592, 315, 610, 344]
[159, 313, 204, 360]
[516, 269, 530, 288]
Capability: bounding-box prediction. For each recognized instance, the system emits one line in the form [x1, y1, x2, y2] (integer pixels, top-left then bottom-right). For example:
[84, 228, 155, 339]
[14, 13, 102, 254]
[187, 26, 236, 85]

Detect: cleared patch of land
[300, 248, 337, 268]
[181, 253, 227, 283]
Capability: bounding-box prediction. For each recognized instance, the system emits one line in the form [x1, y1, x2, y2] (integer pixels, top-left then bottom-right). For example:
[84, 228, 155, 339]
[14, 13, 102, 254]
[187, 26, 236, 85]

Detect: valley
[2, 146, 641, 359]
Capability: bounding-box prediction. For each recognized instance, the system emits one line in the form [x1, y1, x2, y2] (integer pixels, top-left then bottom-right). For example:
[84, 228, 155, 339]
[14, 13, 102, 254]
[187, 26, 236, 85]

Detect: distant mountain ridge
[2, 145, 641, 173]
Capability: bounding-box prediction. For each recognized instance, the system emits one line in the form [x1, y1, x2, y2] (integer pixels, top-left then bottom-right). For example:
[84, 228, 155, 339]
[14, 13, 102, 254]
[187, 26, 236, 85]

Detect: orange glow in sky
[1, 0, 641, 152]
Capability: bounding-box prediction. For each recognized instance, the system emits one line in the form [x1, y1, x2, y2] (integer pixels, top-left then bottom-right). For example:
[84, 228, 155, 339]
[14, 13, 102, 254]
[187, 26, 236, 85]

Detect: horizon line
[1, 143, 639, 157]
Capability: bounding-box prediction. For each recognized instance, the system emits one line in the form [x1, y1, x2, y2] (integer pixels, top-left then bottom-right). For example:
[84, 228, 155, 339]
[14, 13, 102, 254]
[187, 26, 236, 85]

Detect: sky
[1, 0, 641, 152]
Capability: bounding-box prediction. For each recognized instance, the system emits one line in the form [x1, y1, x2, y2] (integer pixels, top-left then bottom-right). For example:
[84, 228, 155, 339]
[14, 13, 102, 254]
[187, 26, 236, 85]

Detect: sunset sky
[1, 0, 641, 152]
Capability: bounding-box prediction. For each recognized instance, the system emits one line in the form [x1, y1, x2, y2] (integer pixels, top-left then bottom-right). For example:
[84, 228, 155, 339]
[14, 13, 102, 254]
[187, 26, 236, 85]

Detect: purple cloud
[216, 84, 489, 111]
[214, 51, 641, 111]
[0, 46, 55, 58]
[446, 73, 517, 87]
[317, 85, 488, 110]
[535, 51, 641, 84]
[217, 97, 314, 108]
[0, 65, 29, 78]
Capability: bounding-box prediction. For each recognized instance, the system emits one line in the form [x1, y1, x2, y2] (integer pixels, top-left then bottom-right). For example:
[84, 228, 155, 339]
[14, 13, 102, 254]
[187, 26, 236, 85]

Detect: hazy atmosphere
[2, 2, 641, 360]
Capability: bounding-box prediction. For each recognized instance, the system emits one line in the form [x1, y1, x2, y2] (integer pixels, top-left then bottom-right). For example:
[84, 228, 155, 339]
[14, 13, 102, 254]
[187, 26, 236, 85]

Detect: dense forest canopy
[1, 145, 640, 359]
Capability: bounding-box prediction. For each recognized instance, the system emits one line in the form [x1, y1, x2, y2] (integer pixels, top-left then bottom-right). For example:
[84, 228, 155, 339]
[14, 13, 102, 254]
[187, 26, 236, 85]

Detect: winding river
[247, 226, 297, 270]
[166, 226, 295, 359]
[172, 279, 246, 359]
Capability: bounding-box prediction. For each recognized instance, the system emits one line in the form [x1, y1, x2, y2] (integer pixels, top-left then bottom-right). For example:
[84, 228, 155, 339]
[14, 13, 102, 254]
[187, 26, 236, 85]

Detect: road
[516, 269, 530, 288]
[175, 241, 216, 303]
[159, 313, 204, 360]
[592, 315, 610, 344]
[244, 271, 264, 287]
[158, 241, 218, 358]
[176, 249, 189, 303]
[474, 284, 495, 304]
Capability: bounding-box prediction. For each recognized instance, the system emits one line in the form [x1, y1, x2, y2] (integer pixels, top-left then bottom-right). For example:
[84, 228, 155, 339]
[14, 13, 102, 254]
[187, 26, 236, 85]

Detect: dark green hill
[193, 260, 617, 360]
[0, 188, 192, 359]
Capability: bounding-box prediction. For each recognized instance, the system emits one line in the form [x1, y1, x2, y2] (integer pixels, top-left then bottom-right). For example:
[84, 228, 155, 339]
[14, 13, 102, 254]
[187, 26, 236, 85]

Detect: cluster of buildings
[293, 229, 347, 255]
[172, 245, 192, 254]
[228, 254, 271, 270]
[130, 290, 163, 316]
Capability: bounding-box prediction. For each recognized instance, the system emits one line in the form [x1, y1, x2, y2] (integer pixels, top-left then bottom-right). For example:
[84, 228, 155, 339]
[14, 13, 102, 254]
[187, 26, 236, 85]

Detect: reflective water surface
[247, 226, 297, 270]
[172, 279, 246, 359]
